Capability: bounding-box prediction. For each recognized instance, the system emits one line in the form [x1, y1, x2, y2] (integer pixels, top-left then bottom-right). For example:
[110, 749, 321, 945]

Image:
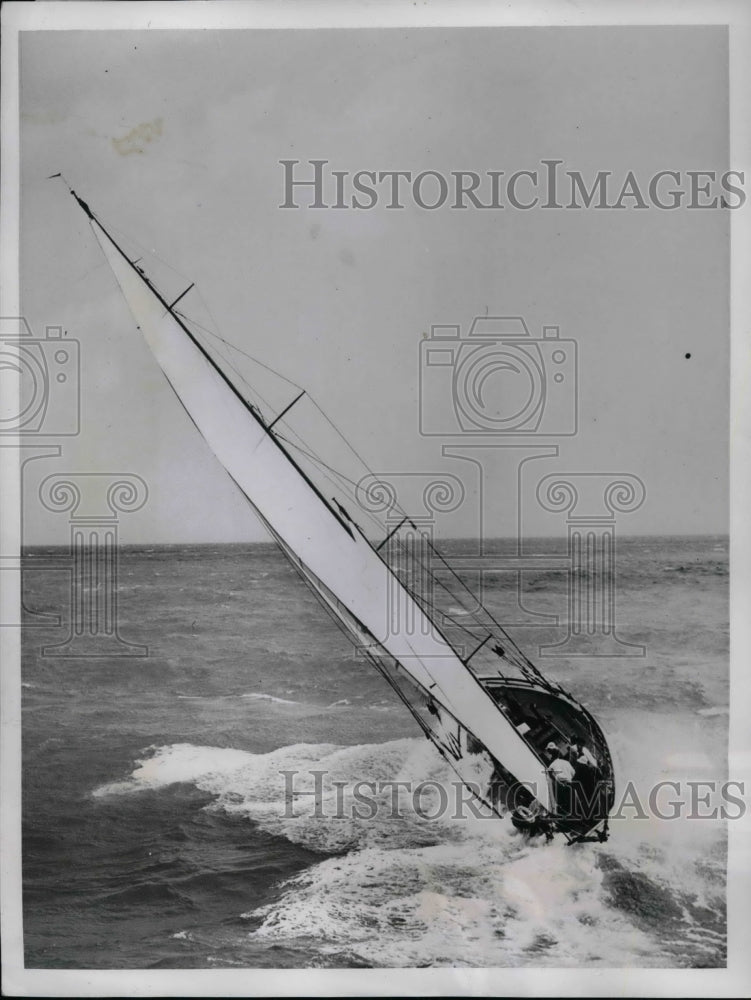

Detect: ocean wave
[94, 881, 192, 910]
[240, 692, 300, 705]
[661, 562, 728, 577]
[93, 735, 725, 966]
[91, 744, 254, 798]
[247, 835, 662, 967]
[92, 738, 486, 853]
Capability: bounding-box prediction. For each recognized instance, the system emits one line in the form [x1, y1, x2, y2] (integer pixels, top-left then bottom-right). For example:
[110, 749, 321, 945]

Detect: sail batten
[87, 211, 553, 813]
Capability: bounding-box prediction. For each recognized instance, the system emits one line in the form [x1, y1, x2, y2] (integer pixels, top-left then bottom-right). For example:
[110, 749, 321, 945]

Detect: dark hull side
[480, 677, 615, 841]
[365, 645, 614, 842]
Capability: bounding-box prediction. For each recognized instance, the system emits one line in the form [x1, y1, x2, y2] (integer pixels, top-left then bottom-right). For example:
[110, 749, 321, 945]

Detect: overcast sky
[19, 26, 729, 543]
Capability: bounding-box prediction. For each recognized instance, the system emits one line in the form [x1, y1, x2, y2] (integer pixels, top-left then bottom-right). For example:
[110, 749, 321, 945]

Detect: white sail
[89, 213, 552, 813]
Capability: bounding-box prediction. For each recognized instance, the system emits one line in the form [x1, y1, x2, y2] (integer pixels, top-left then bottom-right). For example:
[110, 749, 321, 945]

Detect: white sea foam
[248, 837, 659, 967]
[92, 730, 726, 966]
[92, 744, 254, 798]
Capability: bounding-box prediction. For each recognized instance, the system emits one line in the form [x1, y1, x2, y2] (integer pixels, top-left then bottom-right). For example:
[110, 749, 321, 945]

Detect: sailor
[576, 744, 597, 769]
[571, 742, 599, 819]
[545, 743, 575, 816]
[547, 747, 575, 785]
[571, 740, 596, 780]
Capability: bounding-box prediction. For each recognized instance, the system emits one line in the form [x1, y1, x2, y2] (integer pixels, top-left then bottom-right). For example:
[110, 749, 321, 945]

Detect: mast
[69, 189, 553, 813]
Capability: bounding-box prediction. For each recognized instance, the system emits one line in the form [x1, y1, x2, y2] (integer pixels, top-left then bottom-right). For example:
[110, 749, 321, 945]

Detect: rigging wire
[194, 307, 544, 677]
[269, 424, 534, 675]
[104, 220, 191, 284]
[177, 310, 303, 391]
[200, 313, 544, 677]
[172, 311, 382, 526]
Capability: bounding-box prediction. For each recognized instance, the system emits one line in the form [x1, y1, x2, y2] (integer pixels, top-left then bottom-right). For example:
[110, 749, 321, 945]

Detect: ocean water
[21, 536, 728, 968]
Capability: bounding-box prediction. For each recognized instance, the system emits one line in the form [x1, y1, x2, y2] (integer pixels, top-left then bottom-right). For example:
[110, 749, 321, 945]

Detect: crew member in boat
[570, 742, 599, 819]
[545, 742, 575, 782]
[570, 742, 597, 791]
[544, 741, 575, 815]
[571, 742, 597, 769]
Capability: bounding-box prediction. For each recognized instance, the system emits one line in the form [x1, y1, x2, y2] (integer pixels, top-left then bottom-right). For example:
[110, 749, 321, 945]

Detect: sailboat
[65, 184, 614, 844]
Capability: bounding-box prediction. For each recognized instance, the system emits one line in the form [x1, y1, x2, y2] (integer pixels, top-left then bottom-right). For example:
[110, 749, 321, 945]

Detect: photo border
[2, 1, 749, 996]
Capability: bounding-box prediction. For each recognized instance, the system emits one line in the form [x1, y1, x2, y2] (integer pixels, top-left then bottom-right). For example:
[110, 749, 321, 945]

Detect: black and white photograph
[1, 1, 750, 995]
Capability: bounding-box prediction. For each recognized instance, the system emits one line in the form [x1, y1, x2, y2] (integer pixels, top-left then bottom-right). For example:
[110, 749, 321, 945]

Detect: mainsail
[73, 190, 553, 814]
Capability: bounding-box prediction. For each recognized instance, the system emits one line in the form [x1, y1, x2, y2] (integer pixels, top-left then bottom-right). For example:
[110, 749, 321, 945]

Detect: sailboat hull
[72, 192, 616, 841]
[369, 649, 614, 841]
[483, 679, 615, 839]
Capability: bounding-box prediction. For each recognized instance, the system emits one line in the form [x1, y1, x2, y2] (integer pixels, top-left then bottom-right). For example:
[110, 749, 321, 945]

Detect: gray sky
[19, 26, 729, 543]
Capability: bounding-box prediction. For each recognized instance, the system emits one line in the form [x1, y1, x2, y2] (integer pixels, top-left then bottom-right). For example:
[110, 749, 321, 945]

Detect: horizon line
[21, 531, 730, 550]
